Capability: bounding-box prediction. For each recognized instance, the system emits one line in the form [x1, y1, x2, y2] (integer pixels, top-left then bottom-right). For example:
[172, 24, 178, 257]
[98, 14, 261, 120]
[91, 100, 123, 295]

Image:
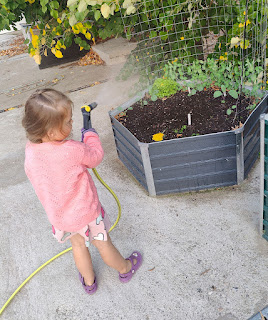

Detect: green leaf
[101, 3, 111, 18]
[151, 95, 158, 101]
[50, 9, 58, 19]
[40, 0, 49, 6]
[78, 0, 87, 12]
[149, 31, 157, 39]
[226, 109, 232, 115]
[94, 10, 101, 21]
[75, 9, 88, 21]
[214, 91, 222, 98]
[221, 85, 226, 95]
[67, 0, 79, 6]
[232, 105, 237, 109]
[228, 90, 238, 99]
[159, 31, 168, 41]
[143, 100, 148, 105]
[50, 1, 59, 10]
[69, 14, 77, 26]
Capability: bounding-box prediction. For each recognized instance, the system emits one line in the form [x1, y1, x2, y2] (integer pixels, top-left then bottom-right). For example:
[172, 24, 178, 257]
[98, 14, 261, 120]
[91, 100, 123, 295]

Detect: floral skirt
[52, 207, 111, 247]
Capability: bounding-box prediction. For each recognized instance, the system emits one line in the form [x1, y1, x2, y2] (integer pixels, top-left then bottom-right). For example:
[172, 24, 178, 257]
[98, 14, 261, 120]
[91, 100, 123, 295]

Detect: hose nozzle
[81, 102, 98, 129]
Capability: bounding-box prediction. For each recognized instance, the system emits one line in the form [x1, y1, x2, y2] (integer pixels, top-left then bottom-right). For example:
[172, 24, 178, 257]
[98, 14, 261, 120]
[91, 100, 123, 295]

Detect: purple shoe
[79, 273, 98, 294]
[119, 251, 142, 283]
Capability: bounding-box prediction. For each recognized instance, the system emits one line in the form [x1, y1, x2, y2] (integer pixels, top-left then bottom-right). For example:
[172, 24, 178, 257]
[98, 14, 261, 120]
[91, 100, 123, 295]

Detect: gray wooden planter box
[109, 93, 268, 196]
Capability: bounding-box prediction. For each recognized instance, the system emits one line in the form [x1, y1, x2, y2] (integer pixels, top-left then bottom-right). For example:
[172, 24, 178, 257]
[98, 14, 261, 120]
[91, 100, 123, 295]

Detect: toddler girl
[22, 88, 142, 294]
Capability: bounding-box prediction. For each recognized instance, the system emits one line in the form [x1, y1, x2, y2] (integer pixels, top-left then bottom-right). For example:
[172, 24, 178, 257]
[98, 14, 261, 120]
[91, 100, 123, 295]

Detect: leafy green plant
[213, 85, 239, 100]
[149, 78, 178, 100]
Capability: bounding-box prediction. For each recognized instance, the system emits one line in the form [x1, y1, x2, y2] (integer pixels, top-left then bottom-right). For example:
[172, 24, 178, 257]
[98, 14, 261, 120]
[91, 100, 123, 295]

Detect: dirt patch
[115, 89, 257, 143]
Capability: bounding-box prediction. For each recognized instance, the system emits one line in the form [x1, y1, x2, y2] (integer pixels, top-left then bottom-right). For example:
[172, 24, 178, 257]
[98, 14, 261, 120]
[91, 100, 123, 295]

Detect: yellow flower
[180, 36, 184, 40]
[243, 11, 246, 15]
[45, 23, 50, 29]
[31, 34, 39, 49]
[218, 43, 221, 49]
[79, 46, 84, 51]
[29, 48, 35, 57]
[85, 32, 92, 40]
[246, 19, 251, 26]
[33, 54, 41, 64]
[219, 56, 227, 61]
[152, 132, 164, 142]
[81, 27, 87, 35]
[57, 18, 62, 24]
[72, 25, 80, 34]
[225, 52, 227, 55]
[239, 23, 244, 28]
[55, 41, 61, 49]
[42, 29, 46, 36]
[55, 50, 63, 58]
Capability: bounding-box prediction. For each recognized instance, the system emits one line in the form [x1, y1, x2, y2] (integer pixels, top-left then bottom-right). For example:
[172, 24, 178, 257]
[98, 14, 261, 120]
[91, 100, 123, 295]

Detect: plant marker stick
[188, 113, 192, 126]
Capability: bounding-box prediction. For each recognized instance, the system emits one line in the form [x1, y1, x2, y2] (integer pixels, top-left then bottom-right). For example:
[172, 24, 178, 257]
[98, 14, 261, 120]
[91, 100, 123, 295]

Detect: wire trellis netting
[120, 0, 268, 98]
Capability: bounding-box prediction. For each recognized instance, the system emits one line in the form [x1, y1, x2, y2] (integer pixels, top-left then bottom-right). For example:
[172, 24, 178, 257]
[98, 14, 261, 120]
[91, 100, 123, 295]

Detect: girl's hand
[81, 128, 98, 142]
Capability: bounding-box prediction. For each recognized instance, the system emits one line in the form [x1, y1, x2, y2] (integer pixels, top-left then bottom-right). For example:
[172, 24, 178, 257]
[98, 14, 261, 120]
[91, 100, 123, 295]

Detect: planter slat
[243, 94, 268, 137]
[117, 150, 148, 190]
[244, 139, 260, 177]
[112, 118, 140, 150]
[109, 93, 268, 196]
[148, 131, 236, 156]
[115, 138, 144, 172]
[154, 170, 237, 195]
[150, 144, 236, 168]
[152, 157, 237, 181]
[113, 131, 144, 166]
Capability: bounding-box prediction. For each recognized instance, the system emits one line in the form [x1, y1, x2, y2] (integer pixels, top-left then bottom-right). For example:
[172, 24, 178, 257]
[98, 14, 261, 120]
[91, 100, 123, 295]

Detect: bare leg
[70, 234, 95, 286]
[92, 234, 132, 274]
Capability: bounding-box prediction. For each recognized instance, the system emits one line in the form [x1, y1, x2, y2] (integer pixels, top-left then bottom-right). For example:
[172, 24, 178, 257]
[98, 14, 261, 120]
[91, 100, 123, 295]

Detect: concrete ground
[0, 32, 268, 320]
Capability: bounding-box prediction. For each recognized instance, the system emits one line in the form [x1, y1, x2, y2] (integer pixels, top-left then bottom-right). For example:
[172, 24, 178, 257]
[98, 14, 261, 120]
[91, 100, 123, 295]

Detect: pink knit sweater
[25, 132, 104, 232]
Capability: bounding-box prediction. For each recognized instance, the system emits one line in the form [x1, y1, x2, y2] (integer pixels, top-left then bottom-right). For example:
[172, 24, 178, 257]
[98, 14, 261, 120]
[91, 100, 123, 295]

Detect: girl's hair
[22, 88, 73, 143]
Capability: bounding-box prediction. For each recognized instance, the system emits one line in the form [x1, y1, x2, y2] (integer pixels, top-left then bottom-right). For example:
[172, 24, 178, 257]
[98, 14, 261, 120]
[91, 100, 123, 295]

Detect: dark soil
[115, 89, 256, 143]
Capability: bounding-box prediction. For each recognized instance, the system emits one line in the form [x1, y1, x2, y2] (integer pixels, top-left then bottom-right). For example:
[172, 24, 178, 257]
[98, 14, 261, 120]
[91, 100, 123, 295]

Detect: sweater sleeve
[81, 131, 104, 168]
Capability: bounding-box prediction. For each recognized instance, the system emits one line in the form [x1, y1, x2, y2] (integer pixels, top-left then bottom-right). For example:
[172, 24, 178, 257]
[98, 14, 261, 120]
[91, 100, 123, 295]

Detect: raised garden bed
[109, 92, 268, 196]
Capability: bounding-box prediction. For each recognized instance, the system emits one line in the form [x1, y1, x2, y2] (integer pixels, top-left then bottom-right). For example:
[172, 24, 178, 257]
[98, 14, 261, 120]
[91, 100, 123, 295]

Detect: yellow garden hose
[0, 168, 121, 316]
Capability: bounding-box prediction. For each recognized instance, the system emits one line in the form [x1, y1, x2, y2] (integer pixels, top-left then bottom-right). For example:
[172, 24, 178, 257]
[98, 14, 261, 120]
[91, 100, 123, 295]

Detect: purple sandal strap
[119, 251, 142, 282]
[79, 273, 98, 294]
